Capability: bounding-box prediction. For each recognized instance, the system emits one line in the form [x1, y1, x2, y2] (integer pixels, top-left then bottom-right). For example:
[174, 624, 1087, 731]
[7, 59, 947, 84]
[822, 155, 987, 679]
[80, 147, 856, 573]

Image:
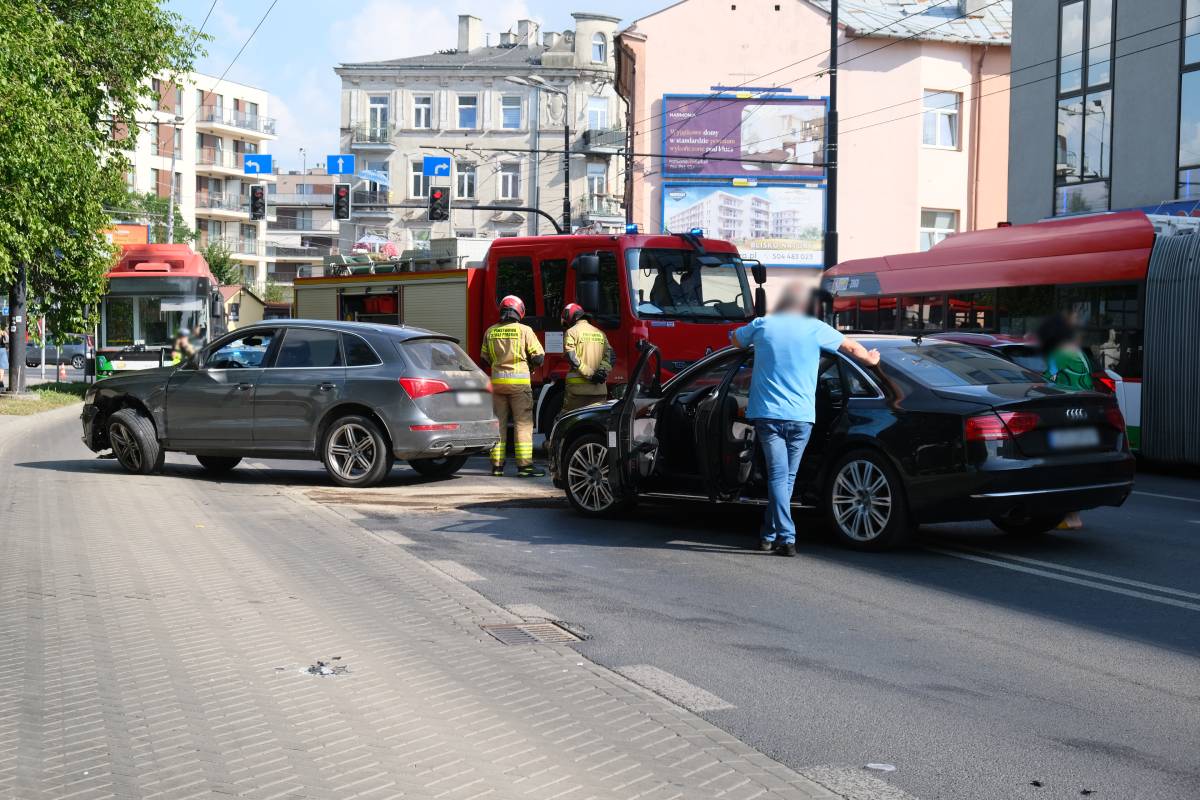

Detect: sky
[166, 0, 658, 172]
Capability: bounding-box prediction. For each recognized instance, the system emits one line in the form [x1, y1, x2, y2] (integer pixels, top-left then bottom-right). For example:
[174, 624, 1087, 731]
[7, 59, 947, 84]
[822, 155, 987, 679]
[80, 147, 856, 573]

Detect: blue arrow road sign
[242, 154, 272, 175]
[423, 156, 451, 177]
[326, 154, 356, 175]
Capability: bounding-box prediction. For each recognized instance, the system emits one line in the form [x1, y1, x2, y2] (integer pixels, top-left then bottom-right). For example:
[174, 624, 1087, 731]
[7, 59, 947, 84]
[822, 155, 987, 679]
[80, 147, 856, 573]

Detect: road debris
[305, 657, 349, 677]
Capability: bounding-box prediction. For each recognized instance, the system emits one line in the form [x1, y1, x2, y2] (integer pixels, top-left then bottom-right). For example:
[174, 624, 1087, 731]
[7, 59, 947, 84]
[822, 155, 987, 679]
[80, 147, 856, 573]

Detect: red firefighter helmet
[560, 302, 585, 328]
[498, 294, 526, 320]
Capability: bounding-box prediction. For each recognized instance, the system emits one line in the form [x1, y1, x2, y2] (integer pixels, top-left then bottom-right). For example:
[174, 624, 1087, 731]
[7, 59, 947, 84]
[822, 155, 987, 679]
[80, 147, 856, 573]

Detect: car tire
[563, 433, 631, 517]
[197, 455, 241, 474]
[408, 454, 468, 480]
[991, 514, 1065, 536]
[537, 384, 564, 435]
[107, 408, 162, 476]
[824, 449, 911, 551]
[321, 414, 392, 488]
[71, 354, 85, 371]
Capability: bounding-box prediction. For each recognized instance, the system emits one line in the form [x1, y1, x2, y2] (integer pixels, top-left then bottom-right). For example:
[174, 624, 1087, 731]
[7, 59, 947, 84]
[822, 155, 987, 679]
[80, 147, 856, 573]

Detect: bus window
[1057, 283, 1143, 378]
[858, 297, 898, 332]
[495, 255, 536, 323]
[997, 285, 1055, 335]
[949, 290, 996, 330]
[926, 295, 946, 329]
[832, 298, 858, 330]
[539, 258, 567, 330]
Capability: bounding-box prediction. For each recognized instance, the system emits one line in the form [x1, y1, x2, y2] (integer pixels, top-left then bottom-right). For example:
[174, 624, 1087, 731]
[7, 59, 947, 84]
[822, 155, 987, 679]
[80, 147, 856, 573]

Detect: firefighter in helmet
[560, 302, 614, 415]
[481, 295, 546, 477]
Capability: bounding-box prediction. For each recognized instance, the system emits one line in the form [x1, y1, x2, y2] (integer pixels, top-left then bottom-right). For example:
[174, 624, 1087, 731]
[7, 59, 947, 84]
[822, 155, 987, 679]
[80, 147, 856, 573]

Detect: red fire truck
[293, 232, 767, 431]
[98, 244, 225, 373]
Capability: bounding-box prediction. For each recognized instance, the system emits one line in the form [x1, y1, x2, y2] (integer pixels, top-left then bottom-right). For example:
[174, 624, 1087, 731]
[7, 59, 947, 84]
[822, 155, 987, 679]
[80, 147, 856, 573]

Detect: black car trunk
[934, 383, 1123, 456]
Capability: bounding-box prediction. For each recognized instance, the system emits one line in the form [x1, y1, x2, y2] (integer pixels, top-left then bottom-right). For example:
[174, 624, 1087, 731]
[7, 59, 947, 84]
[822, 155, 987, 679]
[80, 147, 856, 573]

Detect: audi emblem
[1066, 407, 1087, 422]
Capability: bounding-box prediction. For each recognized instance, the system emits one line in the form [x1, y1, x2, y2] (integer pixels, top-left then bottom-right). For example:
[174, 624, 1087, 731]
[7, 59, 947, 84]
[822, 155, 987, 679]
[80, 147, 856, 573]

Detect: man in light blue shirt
[732, 283, 880, 556]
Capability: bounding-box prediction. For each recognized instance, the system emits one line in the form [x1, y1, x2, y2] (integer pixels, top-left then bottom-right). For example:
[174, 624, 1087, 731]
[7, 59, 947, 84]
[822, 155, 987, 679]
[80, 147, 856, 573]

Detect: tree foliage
[201, 241, 244, 286]
[116, 190, 197, 245]
[0, 0, 203, 333]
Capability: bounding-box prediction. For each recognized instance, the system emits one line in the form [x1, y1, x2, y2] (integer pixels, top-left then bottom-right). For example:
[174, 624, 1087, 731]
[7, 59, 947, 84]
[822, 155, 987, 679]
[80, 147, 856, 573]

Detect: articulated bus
[821, 211, 1200, 465]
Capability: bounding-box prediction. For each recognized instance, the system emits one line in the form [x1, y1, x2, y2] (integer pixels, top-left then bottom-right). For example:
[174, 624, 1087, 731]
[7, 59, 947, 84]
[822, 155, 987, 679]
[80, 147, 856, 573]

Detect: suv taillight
[1092, 373, 1116, 394]
[965, 411, 1040, 442]
[398, 377, 450, 399]
[1104, 404, 1126, 431]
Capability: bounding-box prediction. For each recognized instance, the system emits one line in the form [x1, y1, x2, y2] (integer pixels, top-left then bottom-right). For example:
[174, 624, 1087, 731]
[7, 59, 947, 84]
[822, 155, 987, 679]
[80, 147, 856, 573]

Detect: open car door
[694, 351, 754, 501]
[607, 341, 661, 496]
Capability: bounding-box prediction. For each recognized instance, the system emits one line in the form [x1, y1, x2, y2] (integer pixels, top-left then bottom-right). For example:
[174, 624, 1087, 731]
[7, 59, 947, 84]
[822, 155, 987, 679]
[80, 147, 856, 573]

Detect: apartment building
[267, 169, 339, 285]
[334, 12, 625, 249]
[617, 0, 1012, 286]
[123, 71, 276, 286]
[1009, 0, 1200, 220]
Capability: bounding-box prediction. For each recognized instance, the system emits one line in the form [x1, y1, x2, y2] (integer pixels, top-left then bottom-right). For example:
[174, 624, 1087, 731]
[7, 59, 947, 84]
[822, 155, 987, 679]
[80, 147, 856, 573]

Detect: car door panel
[166, 329, 277, 448]
[253, 327, 346, 450]
[793, 354, 850, 502]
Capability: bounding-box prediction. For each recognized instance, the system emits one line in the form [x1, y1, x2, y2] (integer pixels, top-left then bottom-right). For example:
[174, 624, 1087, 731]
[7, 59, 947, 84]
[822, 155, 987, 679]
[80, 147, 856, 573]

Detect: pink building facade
[617, 0, 1011, 296]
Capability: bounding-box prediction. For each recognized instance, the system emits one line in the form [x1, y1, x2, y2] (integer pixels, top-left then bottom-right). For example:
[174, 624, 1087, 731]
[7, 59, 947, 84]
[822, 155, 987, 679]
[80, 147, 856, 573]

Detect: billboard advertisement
[663, 183, 825, 268]
[662, 95, 826, 179]
[105, 224, 150, 247]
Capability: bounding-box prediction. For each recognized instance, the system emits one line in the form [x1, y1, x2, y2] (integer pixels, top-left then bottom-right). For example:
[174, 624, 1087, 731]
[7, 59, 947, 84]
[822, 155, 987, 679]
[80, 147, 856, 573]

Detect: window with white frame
[413, 95, 432, 129]
[457, 95, 478, 129]
[456, 162, 476, 199]
[591, 33, 606, 63]
[919, 209, 958, 251]
[587, 97, 608, 130]
[368, 94, 390, 137]
[501, 96, 522, 130]
[410, 160, 430, 198]
[586, 162, 607, 198]
[921, 91, 960, 148]
[499, 163, 521, 200]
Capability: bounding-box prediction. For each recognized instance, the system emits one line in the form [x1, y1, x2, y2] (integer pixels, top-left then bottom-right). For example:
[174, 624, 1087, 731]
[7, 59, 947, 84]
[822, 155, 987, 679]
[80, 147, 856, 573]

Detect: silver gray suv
[81, 320, 499, 487]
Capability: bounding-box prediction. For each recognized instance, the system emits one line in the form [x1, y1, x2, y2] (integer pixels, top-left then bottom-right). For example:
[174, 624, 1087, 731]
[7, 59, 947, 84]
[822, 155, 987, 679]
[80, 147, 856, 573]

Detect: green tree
[263, 278, 287, 305]
[114, 191, 197, 245]
[201, 241, 243, 286]
[0, 0, 202, 340]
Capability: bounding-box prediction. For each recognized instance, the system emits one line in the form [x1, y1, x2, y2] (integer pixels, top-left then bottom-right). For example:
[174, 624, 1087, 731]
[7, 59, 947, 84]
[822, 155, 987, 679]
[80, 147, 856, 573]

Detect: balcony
[579, 193, 625, 225]
[271, 192, 334, 207]
[266, 242, 332, 262]
[195, 191, 249, 219]
[351, 189, 393, 218]
[268, 216, 335, 233]
[580, 126, 625, 155]
[196, 108, 277, 137]
[348, 124, 395, 149]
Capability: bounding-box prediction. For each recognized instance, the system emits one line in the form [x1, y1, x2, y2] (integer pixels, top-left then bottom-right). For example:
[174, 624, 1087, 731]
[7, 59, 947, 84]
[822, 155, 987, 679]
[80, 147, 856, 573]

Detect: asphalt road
[245, 454, 1200, 800]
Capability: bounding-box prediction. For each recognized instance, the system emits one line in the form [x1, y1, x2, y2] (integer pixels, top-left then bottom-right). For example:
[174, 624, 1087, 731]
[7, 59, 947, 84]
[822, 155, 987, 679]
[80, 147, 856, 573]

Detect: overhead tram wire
[637, 0, 1006, 146]
[182, 0, 279, 126]
[196, 0, 218, 36]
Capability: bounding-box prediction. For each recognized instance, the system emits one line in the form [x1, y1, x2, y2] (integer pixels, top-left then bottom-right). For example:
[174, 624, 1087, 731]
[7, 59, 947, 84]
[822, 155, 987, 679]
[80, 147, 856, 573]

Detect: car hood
[93, 367, 174, 397]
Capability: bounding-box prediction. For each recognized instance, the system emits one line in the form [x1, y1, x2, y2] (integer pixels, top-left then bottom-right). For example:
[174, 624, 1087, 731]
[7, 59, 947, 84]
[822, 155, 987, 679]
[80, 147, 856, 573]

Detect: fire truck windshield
[625, 248, 753, 322]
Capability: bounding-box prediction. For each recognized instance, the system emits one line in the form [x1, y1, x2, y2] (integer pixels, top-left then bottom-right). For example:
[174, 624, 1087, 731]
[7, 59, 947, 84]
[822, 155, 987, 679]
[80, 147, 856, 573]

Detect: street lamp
[165, 114, 184, 243]
[506, 74, 571, 232]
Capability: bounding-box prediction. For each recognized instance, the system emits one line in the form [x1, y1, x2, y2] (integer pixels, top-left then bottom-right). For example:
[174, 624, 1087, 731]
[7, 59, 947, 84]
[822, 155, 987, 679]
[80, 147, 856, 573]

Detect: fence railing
[197, 108, 277, 135]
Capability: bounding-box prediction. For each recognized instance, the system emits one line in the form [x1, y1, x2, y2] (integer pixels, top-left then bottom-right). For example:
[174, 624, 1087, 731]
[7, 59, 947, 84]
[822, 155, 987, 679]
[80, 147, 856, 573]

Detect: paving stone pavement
[1, 409, 848, 800]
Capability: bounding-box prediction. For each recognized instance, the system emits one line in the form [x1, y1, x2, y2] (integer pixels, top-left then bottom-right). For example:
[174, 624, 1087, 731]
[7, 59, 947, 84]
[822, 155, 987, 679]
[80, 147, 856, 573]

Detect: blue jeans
[754, 419, 814, 545]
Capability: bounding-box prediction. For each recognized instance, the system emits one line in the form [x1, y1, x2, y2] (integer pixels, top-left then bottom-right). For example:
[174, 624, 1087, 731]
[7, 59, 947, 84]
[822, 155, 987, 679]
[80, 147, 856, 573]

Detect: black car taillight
[398, 377, 450, 399]
[1104, 404, 1126, 432]
[965, 411, 1040, 442]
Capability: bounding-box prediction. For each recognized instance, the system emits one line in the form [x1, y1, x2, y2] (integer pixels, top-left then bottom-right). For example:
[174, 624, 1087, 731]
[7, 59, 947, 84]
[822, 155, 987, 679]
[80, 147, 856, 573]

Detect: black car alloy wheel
[826, 449, 910, 550]
[322, 415, 391, 487]
[106, 408, 162, 476]
[564, 433, 623, 515]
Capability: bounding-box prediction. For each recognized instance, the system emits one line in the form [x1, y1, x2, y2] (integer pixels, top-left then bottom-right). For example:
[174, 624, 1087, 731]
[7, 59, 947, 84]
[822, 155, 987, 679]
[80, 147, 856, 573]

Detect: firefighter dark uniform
[561, 303, 614, 414]
[482, 295, 545, 477]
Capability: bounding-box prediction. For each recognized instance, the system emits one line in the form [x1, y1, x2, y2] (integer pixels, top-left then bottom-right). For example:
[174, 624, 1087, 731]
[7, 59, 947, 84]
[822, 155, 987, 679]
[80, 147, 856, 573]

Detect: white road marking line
[925, 547, 1200, 612]
[616, 665, 735, 713]
[801, 766, 919, 800]
[1133, 490, 1200, 504]
[937, 545, 1200, 601]
[428, 559, 486, 583]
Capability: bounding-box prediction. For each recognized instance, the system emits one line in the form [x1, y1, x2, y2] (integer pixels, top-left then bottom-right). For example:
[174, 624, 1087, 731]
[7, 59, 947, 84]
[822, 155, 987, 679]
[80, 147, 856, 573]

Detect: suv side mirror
[572, 254, 601, 314]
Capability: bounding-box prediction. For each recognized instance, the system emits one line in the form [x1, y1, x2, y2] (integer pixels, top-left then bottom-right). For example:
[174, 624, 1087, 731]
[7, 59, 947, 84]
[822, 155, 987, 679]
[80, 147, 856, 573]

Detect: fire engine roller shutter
[295, 287, 338, 321]
[402, 278, 468, 344]
[1142, 232, 1200, 463]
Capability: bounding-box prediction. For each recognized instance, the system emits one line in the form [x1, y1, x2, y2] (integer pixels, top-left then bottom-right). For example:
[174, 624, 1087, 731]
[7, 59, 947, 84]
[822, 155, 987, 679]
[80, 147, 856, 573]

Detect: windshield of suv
[626, 248, 753, 322]
[887, 344, 1044, 387]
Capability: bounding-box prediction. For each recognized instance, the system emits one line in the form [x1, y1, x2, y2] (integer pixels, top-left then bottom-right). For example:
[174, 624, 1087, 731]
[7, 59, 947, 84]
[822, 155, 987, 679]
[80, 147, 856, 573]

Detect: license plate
[456, 391, 484, 406]
[1048, 427, 1100, 449]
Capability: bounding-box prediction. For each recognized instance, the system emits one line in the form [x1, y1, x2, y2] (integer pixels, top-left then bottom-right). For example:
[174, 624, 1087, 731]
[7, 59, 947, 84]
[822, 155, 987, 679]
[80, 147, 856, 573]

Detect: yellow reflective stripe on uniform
[566, 375, 591, 384]
[492, 377, 531, 385]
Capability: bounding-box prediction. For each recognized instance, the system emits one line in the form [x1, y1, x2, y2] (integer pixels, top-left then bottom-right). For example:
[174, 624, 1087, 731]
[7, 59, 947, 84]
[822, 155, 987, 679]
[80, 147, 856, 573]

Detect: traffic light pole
[562, 122, 572, 234]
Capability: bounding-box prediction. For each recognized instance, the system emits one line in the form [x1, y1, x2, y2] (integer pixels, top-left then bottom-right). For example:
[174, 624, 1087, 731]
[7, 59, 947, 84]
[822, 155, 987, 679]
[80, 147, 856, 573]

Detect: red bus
[821, 211, 1200, 464]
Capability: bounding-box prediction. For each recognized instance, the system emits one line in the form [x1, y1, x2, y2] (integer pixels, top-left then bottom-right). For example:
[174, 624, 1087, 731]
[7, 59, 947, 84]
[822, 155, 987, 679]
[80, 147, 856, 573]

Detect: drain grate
[481, 622, 582, 645]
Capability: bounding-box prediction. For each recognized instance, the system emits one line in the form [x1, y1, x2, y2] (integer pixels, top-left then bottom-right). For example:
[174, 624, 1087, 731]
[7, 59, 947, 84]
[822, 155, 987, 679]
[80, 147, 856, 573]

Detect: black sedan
[548, 336, 1135, 550]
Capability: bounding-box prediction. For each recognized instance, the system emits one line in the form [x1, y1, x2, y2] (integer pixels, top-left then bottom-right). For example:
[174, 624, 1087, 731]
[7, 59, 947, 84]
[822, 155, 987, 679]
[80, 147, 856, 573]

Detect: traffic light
[428, 187, 449, 221]
[249, 184, 266, 220]
[334, 182, 351, 220]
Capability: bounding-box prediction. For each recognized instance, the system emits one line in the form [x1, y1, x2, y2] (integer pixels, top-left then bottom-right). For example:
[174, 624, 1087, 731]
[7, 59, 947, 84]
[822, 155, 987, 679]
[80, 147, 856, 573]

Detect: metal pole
[8, 262, 27, 394]
[562, 119, 572, 233]
[166, 119, 179, 243]
[824, 0, 839, 270]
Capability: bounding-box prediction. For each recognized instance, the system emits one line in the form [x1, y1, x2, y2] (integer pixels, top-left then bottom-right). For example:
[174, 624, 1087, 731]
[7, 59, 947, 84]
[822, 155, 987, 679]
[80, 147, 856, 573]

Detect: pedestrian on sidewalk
[559, 302, 614, 416]
[481, 295, 546, 478]
[731, 282, 880, 556]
